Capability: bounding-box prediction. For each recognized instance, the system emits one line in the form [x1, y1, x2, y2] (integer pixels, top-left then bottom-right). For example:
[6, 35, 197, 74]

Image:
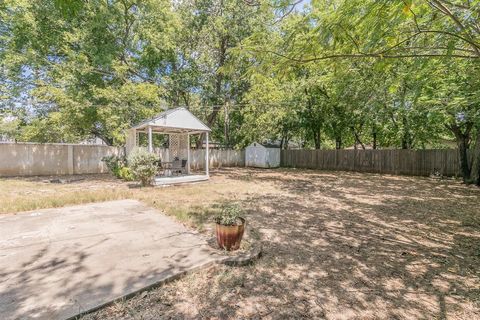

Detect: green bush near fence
[118, 166, 134, 181]
[101, 155, 135, 181]
[102, 155, 126, 178]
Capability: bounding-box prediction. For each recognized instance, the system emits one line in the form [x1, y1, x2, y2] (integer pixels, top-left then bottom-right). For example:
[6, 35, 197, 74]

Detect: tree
[2, 0, 480, 184]
[421, 59, 480, 182]
[172, 0, 269, 147]
[243, 0, 480, 183]
[1, 0, 177, 144]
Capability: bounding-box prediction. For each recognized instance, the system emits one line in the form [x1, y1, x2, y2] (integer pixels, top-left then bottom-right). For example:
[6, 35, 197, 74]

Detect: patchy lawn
[1, 169, 480, 319]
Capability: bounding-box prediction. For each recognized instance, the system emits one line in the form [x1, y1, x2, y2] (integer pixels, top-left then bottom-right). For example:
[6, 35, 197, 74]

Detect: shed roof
[132, 107, 211, 133]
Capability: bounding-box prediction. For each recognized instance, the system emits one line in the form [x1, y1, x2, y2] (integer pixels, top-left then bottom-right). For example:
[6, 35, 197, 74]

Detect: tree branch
[251, 48, 480, 63]
[428, 0, 480, 55]
[273, 0, 304, 24]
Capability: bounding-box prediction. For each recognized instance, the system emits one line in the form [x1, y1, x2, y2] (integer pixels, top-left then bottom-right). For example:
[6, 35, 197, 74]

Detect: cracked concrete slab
[0, 200, 222, 320]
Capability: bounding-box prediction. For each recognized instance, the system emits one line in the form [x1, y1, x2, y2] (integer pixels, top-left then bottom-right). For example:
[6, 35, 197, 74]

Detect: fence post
[67, 145, 74, 175]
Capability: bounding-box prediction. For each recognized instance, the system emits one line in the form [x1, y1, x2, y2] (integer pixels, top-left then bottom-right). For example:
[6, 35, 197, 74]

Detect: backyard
[1, 168, 479, 319]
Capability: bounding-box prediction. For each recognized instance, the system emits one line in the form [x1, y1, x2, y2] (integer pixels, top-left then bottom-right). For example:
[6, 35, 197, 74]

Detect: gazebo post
[167, 134, 170, 161]
[205, 132, 209, 176]
[187, 133, 191, 174]
[148, 126, 153, 153]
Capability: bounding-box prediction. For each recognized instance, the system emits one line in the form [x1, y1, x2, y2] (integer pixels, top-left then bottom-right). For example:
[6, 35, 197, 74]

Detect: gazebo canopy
[132, 107, 211, 134]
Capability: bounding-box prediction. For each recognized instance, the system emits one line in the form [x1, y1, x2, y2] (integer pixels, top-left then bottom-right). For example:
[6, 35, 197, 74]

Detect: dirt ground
[2, 168, 479, 319]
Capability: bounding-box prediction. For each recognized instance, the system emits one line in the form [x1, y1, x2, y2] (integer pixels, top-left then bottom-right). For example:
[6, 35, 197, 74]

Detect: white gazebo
[126, 107, 211, 186]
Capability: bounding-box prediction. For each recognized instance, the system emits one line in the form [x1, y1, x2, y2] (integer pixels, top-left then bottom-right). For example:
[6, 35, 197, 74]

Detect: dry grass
[0, 171, 270, 230]
[2, 168, 480, 319]
[0, 175, 128, 213]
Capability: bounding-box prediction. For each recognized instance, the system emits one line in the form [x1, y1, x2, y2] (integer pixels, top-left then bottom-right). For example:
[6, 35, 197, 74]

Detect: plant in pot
[215, 203, 245, 251]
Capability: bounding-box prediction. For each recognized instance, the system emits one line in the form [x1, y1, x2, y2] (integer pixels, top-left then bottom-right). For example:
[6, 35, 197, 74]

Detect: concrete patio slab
[0, 200, 222, 320]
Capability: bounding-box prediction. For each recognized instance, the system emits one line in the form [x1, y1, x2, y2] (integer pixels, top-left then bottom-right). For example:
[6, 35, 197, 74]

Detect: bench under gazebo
[126, 107, 211, 186]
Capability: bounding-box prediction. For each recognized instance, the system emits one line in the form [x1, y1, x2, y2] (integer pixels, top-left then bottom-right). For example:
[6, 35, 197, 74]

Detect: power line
[161, 102, 299, 111]
[175, 103, 292, 108]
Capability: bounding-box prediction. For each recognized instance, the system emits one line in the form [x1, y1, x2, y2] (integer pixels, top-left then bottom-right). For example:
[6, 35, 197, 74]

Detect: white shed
[245, 142, 280, 168]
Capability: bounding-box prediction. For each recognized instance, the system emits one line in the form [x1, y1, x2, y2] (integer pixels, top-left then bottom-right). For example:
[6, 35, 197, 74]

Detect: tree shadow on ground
[104, 168, 479, 319]
[52, 168, 478, 319]
[227, 169, 479, 318]
[0, 239, 218, 320]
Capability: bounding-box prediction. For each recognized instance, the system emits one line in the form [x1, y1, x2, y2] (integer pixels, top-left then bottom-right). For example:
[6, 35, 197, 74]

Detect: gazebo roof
[132, 107, 211, 133]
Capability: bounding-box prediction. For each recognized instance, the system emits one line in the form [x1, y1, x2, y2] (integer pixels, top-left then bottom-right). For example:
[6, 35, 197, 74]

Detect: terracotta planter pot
[216, 217, 245, 251]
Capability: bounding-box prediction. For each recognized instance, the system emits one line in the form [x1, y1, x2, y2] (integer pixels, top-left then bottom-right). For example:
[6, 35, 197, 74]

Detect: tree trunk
[223, 104, 230, 147]
[304, 88, 322, 150]
[372, 126, 377, 149]
[457, 137, 470, 181]
[402, 116, 412, 149]
[447, 122, 473, 183]
[92, 130, 113, 146]
[335, 136, 342, 149]
[470, 129, 480, 185]
[281, 129, 290, 149]
[351, 126, 365, 150]
[196, 36, 227, 148]
[313, 130, 321, 149]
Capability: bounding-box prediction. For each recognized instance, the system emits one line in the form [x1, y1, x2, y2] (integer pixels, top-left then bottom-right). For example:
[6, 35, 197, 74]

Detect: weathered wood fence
[0, 143, 123, 177]
[281, 149, 469, 177]
[0, 143, 245, 177]
[1, 142, 467, 178]
[191, 149, 245, 170]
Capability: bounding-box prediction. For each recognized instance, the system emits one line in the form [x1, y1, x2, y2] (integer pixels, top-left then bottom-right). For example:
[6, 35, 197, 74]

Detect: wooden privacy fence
[281, 149, 469, 177]
[0, 143, 245, 177]
[0, 143, 123, 177]
[3, 142, 465, 178]
[191, 149, 245, 170]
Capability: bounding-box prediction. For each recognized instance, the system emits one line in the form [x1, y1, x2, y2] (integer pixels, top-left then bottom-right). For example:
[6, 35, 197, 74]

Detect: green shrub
[215, 203, 244, 225]
[118, 166, 134, 181]
[127, 149, 158, 186]
[102, 155, 126, 178]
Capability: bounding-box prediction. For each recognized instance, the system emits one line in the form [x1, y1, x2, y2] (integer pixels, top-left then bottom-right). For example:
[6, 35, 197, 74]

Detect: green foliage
[2, 0, 480, 182]
[102, 155, 126, 179]
[118, 166, 134, 181]
[102, 154, 135, 181]
[127, 149, 158, 186]
[1, 0, 176, 145]
[0, 116, 21, 141]
[215, 203, 244, 226]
